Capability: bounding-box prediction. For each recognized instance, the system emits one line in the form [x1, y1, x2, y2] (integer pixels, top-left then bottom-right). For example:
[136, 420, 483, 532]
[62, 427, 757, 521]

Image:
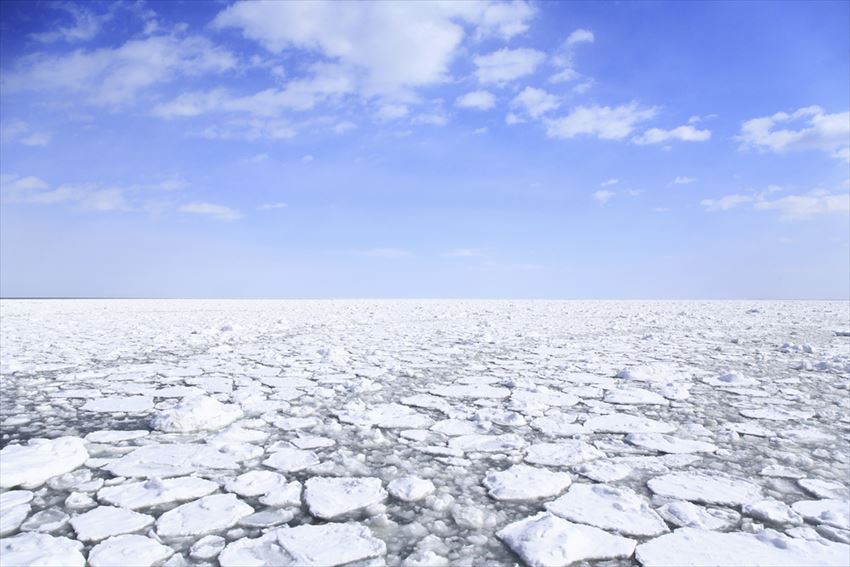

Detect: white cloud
[0, 174, 50, 194]
[474, 48, 545, 85]
[29, 3, 108, 44]
[593, 189, 615, 205]
[194, 119, 296, 141]
[245, 153, 269, 164]
[754, 190, 850, 220]
[333, 121, 357, 134]
[738, 106, 849, 160]
[376, 104, 409, 121]
[442, 248, 483, 257]
[510, 86, 558, 119]
[673, 176, 696, 185]
[258, 202, 288, 210]
[414, 112, 448, 126]
[456, 90, 496, 110]
[600, 178, 619, 187]
[301, 154, 315, 163]
[633, 124, 711, 145]
[473, 127, 488, 134]
[700, 194, 753, 212]
[0, 120, 51, 147]
[359, 247, 410, 258]
[566, 29, 594, 46]
[179, 202, 242, 221]
[546, 103, 658, 140]
[213, 2, 533, 99]
[549, 67, 579, 83]
[3, 35, 237, 107]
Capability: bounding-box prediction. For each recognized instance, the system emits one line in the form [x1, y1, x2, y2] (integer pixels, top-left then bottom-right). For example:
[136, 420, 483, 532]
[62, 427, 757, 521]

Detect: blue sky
[1, 1, 848, 298]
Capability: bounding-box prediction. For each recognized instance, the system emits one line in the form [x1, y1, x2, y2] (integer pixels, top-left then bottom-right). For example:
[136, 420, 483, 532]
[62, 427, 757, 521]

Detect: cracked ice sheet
[1, 298, 849, 565]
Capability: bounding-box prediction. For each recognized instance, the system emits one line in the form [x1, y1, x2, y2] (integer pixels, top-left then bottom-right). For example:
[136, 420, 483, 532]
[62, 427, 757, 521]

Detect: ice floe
[155, 493, 254, 537]
[304, 477, 387, 519]
[547, 483, 668, 537]
[626, 433, 718, 454]
[525, 441, 604, 467]
[151, 395, 243, 432]
[97, 476, 218, 509]
[0, 437, 89, 489]
[387, 476, 436, 502]
[0, 532, 85, 567]
[87, 534, 174, 567]
[648, 471, 763, 506]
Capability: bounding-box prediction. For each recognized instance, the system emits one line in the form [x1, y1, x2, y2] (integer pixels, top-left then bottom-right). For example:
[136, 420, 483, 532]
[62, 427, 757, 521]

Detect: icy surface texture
[0, 299, 848, 566]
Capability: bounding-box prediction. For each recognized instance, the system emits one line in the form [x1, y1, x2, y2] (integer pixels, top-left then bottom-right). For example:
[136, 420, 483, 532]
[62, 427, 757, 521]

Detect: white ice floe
[626, 433, 718, 454]
[574, 460, 632, 482]
[635, 527, 850, 566]
[791, 499, 850, 530]
[88, 534, 174, 567]
[617, 364, 687, 383]
[84, 430, 150, 443]
[219, 522, 387, 566]
[547, 483, 668, 537]
[798, 479, 850, 500]
[70, 505, 154, 541]
[742, 499, 803, 525]
[448, 434, 526, 453]
[0, 532, 85, 567]
[530, 413, 583, 437]
[263, 448, 320, 472]
[151, 395, 243, 432]
[605, 388, 669, 406]
[19, 508, 69, 533]
[0, 490, 32, 536]
[431, 419, 488, 436]
[483, 464, 571, 501]
[496, 512, 636, 567]
[432, 384, 511, 399]
[525, 441, 604, 467]
[0, 437, 89, 489]
[304, 477, 387, 519]
[648, 471, 763, 506]
[258, 481, 303, 507]
[290, 435, 335, 449]
[239, 508, 295, 528]
[337, 403, 434, 429]
[739, 407, 813, 421]
[225, 470, 289, 497]
[387, 476, 435, 502]
[510, 388, 579, 408]
[106, 443, 242, 478]
[584, 414, 676, 434]
[155, 494, 254, 538]
[190, 535, 226, 560]
[97, 476, 218, 509]
[656, 500, 740, 530]
[82, 396, 154, 413]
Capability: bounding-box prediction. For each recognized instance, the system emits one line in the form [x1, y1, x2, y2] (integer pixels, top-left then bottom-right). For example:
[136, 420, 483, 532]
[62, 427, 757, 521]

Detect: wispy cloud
[257, 202, 287, 210]
[672, 176, 696, 185]
[546, 103, 658, 140]
[179, 202, 242, 221]
[593, 189, 615, 205]
[358, 247, 410, 258]
[738, 106, 849, 161]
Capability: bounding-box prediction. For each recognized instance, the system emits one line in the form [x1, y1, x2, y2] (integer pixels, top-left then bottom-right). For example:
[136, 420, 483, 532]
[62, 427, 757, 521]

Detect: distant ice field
[0, 299, 848, 566]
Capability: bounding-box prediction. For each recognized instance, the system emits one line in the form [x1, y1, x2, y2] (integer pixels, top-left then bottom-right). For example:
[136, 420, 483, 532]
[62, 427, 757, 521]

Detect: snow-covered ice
[1, 298, 848, 566]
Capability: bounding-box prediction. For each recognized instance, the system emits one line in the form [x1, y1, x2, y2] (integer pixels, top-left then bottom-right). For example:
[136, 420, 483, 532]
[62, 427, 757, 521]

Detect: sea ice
[106, 443, 242, 478]
[304, 477, 387, 519]
[448, 433, 526, 453]
[82, 396, 154, 413]
[69, 505, 154, 541]
[87, 534, 174, 567]
[635, 527, 850, 566]
[483, 464, 572, 501]
[0, 437, 89, 489]
[605, 388, 669, 406]
[387, 476, 436, 502]
[791, 499, 850, 530]
[263, 447, 320, 472]
[742, 499, 803, 525]
[584, 414, 676, 434]
[151, 395, 243, 432]
[626, 433, 718, 454]
[97, 476, 218, 509]
[155, 494, 254, 538]
[656, 500, 740, 530]
[648, 471, 763, 506]
[496, 512, 636, 567]
[546, 483, 668, 537]
[0, 532, 85, 567]
[525, 441, 604, 467]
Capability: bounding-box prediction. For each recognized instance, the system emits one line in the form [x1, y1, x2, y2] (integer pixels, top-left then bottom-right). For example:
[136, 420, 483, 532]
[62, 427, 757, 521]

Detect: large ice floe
[0, 299, 848, 566]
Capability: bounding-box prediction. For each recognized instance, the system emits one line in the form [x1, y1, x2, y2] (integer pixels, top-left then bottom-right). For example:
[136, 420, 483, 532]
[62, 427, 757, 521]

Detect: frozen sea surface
[0, 299, 848, 566]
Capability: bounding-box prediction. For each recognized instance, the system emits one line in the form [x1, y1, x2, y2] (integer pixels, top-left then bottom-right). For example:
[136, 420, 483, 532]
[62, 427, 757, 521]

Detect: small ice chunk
[484, 464, 571, 501]
[791, 500, 850, 530]
[798, 479, 850, 500]
[584, 414, 675, 434]
[626, 433, 718, 454]
[151, 395, 243, 433]
[530, 414, 584, 437]
[98, 476, 219, 509]
[190, 535, 226, 560]
[432, 384, 511, 399]
[0, 437, 89, 489]
[388, 477, 435, 502]
[155, 494, 254, 538]
[337, 403, 434, 429]
[657, 500, 740, 530]
[496, 512, 636, 567]
[739, 407, 812, 421]
[239, 508, 295, 528]
[82, 396, 154, 413]
[304, 477, 387, 519]
[258, 481, 303, 507]
[605, 388, 669, 406]
[0, 533, 85, 567]
[547, 484, 668, 537]
[635, 527, 850, 567]
[743, 499, 803, 526]
[0, 500, 31, 536]
[431, 419, 487, 436]
[574, 461, 632, 482]
[19, 508, 70, 533]
[648, 472, 763, 506]
[225, 470, 289, 497]
[617, 364, 686, 383]
[88, 534, 174, 567]
[218, 522, 386, 567]
[85, 430, 150, 444]
[263, 448, 320, 472]
[70, 506, 154, 541]
[291, 436, 335, 449]
[525, 441, 604, 467]
[448, 434, 525, 453]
